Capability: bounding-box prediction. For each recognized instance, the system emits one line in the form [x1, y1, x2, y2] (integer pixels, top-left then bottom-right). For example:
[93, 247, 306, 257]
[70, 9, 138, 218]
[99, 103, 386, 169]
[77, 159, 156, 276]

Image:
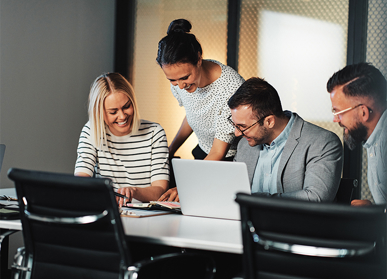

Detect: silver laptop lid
[172, 159, 251, 220]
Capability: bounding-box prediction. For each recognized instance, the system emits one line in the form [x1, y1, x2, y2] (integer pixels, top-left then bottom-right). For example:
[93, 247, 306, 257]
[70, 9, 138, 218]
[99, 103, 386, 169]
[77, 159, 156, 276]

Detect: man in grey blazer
[228, 77, 343, 202]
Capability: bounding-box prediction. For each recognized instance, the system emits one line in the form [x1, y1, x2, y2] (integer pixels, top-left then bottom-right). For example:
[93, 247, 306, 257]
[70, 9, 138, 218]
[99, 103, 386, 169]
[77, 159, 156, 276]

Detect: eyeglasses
[332, 104, 373, 119]
[227, 115, 266, 136]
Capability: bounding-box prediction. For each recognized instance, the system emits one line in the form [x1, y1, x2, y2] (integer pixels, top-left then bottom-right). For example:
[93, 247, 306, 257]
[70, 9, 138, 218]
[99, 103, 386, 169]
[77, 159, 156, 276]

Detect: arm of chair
[0, 229, 18, 258]
[125, 252, 216, 279]
[0, 229, 18, 247]
[247, 221, 375, 258]
[24, 208, 108, 225]
[335, 178, 358, 204]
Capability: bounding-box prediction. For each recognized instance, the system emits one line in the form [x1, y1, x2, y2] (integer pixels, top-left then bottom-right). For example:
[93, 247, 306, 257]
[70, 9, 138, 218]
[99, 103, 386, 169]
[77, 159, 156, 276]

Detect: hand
[351, 199, 372, 206]
[116, 187, 135, 207]
[158, 188, 179, 202]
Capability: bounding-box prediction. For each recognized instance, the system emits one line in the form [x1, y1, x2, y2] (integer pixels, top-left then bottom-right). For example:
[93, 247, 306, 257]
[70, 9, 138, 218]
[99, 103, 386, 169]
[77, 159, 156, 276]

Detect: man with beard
[328, 63, 387, 206]
[228, 77, 343, 202]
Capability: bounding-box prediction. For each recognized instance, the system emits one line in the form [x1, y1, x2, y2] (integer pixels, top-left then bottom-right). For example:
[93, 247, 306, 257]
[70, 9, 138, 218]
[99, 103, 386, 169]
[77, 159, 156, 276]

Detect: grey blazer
[234, 113, 343, 202]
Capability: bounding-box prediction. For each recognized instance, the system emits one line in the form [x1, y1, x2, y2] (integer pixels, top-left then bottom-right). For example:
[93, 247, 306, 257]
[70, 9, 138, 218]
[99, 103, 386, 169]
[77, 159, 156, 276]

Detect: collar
[363, 110, 387, 148]
[264, 111, 294, 149]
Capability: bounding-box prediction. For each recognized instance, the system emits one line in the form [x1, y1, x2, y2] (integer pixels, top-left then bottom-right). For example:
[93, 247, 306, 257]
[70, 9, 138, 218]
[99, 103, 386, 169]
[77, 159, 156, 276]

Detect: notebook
[172, 159, 251, 220]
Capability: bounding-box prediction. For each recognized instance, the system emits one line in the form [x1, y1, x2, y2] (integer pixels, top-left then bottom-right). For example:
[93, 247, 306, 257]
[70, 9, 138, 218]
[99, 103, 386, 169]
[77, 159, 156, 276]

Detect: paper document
[120, 208, 173, 218]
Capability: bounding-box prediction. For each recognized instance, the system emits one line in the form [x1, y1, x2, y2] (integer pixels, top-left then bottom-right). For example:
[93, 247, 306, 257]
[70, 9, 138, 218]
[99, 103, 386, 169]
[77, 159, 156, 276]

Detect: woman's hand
[115, 180, 169, 206]
[158, 188, 179, 202]
[116, 187, 136, 207]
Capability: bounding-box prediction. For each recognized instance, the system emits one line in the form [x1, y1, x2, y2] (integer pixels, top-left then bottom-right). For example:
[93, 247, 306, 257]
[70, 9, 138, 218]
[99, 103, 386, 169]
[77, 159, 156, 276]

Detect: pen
[114, 192, 128, 200]
[112, 186, 129, 200]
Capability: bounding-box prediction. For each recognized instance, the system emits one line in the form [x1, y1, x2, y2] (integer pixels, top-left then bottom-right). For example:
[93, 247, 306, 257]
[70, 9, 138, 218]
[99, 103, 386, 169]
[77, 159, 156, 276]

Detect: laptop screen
[172, 159, 251, 220]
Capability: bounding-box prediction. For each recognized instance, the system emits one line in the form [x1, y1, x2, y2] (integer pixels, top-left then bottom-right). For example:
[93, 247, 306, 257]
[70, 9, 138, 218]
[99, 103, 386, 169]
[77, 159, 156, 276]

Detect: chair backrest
[0, 144, 5, 174]
[235, 193, 387, 279]
[335, 178, 358, 204]
[8, 168, 131, 279]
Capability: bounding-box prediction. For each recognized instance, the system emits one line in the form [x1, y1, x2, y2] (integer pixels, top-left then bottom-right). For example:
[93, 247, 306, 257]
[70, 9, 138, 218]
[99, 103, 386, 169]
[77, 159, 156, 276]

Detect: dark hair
[228, 77, 283, 121]
[327, 63, 387, 108]
[156, 19, 203, 67]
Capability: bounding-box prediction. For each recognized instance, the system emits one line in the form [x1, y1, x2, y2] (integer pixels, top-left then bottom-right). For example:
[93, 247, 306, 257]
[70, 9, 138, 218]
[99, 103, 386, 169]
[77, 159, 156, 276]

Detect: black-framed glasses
[227, 115, 266, 136]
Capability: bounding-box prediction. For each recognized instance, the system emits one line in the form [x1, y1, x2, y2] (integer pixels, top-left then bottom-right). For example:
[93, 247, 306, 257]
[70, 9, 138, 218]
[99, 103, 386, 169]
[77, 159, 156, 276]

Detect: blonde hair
[88, 73, 141, 148]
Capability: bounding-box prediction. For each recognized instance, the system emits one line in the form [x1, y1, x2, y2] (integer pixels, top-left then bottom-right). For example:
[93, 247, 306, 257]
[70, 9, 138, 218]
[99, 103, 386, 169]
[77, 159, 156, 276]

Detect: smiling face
[104, 92, 134, 136]
[231, 105, 271, 147]
[161, 60, 202, 93]
[330, 86, 368, 149]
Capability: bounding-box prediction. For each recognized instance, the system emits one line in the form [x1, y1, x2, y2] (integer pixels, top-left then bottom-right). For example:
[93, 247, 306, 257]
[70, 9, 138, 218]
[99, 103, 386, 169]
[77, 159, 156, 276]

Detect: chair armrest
[0, 229, 18, 257]
[126, 252, 216, 279]
[248, 221, 375, 258]
[24, 208, 108, 224]
[0, 229, 18, 245]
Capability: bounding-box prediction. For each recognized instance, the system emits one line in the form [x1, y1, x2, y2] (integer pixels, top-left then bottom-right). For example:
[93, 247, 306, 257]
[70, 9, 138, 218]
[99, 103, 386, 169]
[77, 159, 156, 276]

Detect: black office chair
[8, 168, 216, 279]
[0, 144, 19, 278]
[335, 178, 358, 204]
[235, 193, 386, 279]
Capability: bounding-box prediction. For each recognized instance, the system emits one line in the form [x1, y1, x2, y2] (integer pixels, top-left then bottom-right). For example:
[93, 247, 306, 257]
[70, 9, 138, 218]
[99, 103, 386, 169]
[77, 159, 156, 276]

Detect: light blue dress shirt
[251, 112, 295, 194]
[363, 110, 387, 204]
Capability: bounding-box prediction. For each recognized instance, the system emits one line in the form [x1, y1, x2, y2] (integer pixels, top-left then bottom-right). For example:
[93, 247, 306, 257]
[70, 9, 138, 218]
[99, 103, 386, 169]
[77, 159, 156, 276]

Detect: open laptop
[172, 158, 251, 220]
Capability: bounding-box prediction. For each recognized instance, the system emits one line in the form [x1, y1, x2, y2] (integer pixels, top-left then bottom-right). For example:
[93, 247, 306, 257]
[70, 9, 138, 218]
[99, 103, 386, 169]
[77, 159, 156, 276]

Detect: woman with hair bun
[157, 19, 244, 201]
[75, 73, 169, 206]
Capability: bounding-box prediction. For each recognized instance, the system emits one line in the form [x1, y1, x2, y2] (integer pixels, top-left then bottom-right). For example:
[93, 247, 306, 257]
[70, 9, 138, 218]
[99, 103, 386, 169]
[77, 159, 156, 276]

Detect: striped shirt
[75, 120, 169, 190]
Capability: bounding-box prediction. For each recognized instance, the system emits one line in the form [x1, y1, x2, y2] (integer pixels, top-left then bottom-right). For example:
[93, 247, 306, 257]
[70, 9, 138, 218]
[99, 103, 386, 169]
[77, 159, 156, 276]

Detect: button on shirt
[252, 112, 295, 194]
[362, 110, 387, 204]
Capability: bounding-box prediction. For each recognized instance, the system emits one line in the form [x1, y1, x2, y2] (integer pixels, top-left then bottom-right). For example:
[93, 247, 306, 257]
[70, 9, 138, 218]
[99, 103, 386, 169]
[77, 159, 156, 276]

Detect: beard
[246, 126, 270, 147]
[342, 122, 368, 150]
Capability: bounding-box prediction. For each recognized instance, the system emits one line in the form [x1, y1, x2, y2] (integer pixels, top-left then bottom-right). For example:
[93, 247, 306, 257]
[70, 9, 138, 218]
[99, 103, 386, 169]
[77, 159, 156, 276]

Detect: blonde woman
[75, 73, 169, 206]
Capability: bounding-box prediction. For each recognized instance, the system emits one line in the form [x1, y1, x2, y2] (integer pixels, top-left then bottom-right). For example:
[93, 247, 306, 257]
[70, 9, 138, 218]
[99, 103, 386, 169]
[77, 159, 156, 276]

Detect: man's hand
[351, 199, 372, 206]
[158, 188, 179, 202]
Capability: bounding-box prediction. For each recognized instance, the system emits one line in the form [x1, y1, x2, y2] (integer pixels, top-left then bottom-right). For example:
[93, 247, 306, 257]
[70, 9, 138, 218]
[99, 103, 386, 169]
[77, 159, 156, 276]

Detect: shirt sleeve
[214, 99, 236, 144]
[214, 67, 245, 143]
[171, 84, 183, 107]
[150, 123, 170, 183]
[74, 124, 97, 176]
[373, 132, 387, 203]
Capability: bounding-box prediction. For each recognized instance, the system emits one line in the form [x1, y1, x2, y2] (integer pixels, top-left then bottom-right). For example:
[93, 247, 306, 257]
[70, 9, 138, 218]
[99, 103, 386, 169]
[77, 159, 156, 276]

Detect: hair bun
[167, 19, 192, 35]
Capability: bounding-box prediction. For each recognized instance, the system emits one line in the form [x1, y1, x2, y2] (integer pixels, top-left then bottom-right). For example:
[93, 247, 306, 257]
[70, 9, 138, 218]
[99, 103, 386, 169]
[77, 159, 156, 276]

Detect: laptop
[172, 158, 251, 220]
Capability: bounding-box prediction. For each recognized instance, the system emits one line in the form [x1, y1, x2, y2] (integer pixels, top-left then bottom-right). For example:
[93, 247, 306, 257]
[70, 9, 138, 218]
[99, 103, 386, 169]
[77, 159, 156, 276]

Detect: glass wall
[238, 0, 349, 139]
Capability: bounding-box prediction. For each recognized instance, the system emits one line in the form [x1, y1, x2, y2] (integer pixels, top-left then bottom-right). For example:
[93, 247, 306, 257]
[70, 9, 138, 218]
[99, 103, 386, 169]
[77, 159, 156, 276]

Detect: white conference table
[0, 188, 243, 254]
[122, 213, 242, 254]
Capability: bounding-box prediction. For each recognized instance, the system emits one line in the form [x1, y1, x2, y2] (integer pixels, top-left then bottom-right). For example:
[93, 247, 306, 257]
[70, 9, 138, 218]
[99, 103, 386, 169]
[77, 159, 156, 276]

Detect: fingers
[166, 188, 179, 202]
[351, 199, 372, 206]
[117, 187, 133, 207]
[158, 189, 171, 201]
